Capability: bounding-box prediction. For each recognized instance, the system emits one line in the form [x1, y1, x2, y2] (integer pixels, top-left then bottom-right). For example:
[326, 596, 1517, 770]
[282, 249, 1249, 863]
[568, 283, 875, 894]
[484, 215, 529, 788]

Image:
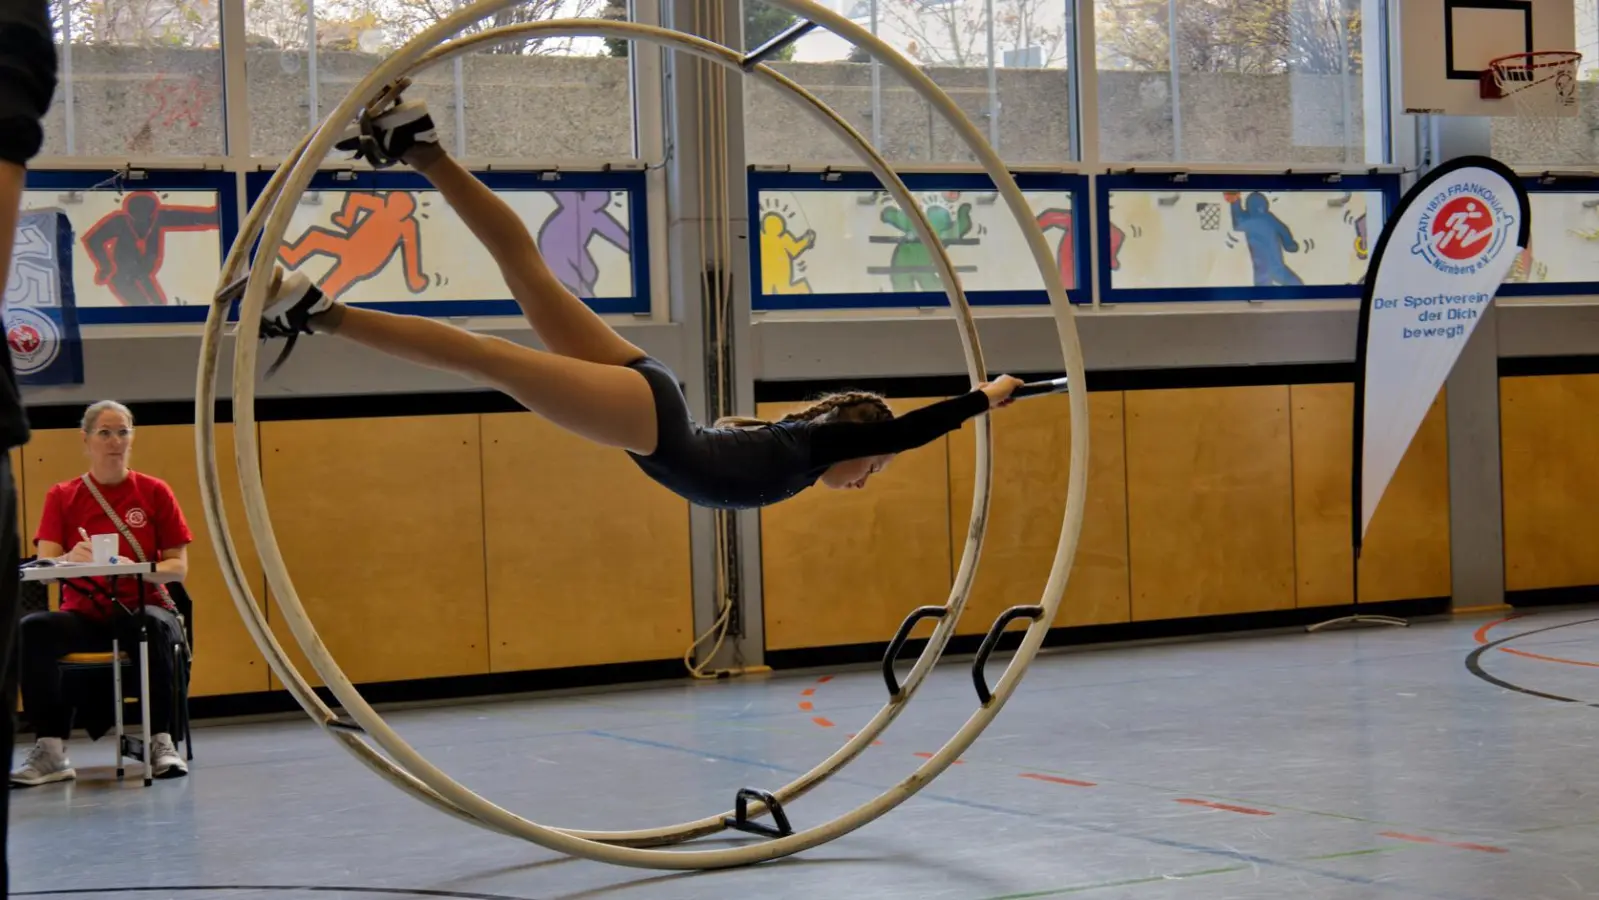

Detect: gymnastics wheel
[194, 0, 1089, 870]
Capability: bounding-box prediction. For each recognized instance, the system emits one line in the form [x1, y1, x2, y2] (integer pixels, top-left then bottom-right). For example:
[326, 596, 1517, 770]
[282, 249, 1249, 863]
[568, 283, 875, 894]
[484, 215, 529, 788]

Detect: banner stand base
[1305, 614, 1410, 633]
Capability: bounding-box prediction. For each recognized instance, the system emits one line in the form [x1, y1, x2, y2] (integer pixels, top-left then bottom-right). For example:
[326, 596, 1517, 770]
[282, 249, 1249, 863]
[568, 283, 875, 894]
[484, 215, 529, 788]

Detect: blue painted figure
[1225, 191, 1302, 287]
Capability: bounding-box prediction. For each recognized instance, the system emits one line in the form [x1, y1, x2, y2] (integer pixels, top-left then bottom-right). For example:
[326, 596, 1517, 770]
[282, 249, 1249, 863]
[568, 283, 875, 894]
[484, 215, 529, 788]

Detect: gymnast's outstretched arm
[806, 379, 1018, 467]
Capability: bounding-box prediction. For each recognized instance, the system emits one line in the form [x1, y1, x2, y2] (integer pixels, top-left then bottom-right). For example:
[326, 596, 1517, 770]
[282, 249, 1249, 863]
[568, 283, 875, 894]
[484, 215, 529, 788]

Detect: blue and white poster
[1353, 156, 1529, 550]
[4, 208, 83, 386]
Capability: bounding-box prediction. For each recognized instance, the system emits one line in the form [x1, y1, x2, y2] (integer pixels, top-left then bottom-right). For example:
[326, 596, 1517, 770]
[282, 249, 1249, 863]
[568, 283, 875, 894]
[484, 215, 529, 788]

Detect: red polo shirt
[35, 471, 193, 619]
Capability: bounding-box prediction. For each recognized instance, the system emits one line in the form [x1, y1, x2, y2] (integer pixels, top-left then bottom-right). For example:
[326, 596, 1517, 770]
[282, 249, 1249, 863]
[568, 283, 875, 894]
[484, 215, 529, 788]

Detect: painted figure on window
[1225, 191, 1303, 287]
[1036, 208, 1075, 290]
[879, 200, 974, 292]
[1353, 212, 1369, 261]
[537, 191, 631, 299]
[759, 211, 816, 294]
[278, 191, 429, 303]
[82, 191, 219, 306]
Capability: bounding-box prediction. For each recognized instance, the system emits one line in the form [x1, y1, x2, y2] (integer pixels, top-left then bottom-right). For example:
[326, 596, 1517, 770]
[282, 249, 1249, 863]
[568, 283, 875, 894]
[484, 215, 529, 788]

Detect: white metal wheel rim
[198, 0, 1086, 870]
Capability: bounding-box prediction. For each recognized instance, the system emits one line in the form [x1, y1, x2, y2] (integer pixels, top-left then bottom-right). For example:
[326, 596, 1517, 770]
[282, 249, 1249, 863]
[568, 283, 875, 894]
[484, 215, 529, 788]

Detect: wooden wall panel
[1290, 384, 1451, 606]
[1125, 386, 1297, 620]
[481, 411, 692, 672]
[261, 415, 489, 686]
[1501, 374, 1599, 591]
[947, 391, 1130, 632]
[760, 399, 953, 651]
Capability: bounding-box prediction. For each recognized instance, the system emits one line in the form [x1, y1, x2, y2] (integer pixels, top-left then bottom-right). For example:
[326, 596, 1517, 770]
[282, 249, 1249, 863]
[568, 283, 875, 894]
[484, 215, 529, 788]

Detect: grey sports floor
[11, 606, 1599, 900]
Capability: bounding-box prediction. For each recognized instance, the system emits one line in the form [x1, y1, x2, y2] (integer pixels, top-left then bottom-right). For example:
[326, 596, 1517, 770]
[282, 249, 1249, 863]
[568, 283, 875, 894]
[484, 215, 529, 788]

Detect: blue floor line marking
[585, 730, 1486, 900]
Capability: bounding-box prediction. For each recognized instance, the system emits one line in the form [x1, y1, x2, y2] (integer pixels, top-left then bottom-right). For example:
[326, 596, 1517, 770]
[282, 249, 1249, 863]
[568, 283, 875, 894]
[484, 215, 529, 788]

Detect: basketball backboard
[1401, 0, 1578, 116]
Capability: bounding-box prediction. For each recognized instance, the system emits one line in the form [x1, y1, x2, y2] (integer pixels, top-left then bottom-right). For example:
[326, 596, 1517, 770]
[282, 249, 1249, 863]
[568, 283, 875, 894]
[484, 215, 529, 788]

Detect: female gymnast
[258, 90, 1023, 511]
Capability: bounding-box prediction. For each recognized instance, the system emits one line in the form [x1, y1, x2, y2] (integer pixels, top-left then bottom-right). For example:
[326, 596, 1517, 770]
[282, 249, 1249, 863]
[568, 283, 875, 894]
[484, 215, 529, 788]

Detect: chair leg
[138, 640, 151, 787]
[112, 639, 124, 780]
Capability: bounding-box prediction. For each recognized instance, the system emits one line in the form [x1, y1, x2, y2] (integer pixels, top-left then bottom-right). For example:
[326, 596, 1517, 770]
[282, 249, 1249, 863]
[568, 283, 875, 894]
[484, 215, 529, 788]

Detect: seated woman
[10, 400, 193, 786]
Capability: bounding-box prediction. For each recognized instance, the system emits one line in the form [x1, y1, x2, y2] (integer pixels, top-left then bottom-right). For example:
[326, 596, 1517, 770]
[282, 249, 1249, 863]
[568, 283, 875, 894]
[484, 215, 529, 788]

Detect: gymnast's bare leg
[262, 95, 657, 455]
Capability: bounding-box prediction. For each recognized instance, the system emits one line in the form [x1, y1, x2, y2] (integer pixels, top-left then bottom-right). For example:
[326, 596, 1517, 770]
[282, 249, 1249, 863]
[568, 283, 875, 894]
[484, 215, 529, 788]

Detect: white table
[20, 559, 159, 785]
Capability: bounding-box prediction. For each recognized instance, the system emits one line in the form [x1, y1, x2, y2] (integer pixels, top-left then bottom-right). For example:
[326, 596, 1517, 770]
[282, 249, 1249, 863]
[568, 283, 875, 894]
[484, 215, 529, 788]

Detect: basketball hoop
[1481, 50, 1581, 107]
[1482, 50, 1584, 163]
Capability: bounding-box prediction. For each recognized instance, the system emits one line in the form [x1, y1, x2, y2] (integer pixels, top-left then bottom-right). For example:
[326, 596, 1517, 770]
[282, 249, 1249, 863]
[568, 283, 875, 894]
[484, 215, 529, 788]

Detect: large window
[1094, 0, 1386, 164]
[246, 0, 635, 161]
[743, 1, 1079, 165]
[43, 0, 226, 157]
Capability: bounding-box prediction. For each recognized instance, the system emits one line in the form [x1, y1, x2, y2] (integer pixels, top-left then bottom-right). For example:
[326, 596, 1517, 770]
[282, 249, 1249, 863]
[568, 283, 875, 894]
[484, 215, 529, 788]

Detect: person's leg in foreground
[264, 93, 659, 454]
[0, 0, 56, 894]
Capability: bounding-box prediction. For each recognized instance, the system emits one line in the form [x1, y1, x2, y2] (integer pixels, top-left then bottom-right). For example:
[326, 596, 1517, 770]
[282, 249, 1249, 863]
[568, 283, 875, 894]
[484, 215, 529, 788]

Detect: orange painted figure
[278, 191, 430, 302]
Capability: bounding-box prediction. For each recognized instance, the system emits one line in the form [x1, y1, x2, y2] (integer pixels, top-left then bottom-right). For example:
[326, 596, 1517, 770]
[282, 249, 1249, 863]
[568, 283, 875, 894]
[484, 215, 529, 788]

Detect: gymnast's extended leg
[356, 96, 645, 368]
[266, 286, 658, 454]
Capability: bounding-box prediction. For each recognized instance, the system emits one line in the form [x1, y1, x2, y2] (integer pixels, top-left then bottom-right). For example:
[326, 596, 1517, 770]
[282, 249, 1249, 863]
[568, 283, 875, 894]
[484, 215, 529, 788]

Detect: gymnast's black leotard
[625, 356, 990, 510]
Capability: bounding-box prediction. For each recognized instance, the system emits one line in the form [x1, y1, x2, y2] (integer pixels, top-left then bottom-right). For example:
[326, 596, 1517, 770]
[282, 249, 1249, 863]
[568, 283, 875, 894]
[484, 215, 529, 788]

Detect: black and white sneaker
[260, 271, 335, 377]
[334, 96, 439, 168]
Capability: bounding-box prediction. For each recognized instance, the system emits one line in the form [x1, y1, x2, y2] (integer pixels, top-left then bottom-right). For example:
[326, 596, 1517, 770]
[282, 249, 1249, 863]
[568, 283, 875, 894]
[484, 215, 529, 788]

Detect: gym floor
[10, 606, 1599, 900]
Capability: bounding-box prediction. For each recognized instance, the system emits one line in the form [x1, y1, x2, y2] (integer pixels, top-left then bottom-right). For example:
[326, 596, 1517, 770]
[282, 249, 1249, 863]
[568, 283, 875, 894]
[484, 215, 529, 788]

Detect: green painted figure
[880, 201, 974, 291]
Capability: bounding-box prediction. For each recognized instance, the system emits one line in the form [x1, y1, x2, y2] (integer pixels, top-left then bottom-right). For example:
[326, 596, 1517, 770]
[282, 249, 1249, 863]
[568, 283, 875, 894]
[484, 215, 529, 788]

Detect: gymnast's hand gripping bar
[1012, 376, 1070, 400]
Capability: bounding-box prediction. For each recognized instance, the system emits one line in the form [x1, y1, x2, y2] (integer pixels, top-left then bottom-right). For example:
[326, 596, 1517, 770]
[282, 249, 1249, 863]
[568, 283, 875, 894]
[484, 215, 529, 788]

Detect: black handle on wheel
[972, 605, 1045, 705]
[883, 606, 950, 698]
[722, 787, 794, 839]
[1013, 376, 1069, 399]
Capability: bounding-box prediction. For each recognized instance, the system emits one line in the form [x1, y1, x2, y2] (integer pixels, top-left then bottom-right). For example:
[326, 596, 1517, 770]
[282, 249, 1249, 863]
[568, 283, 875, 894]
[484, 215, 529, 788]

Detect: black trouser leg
[18, 610, 109, 739]
[117, 607, 181, 736]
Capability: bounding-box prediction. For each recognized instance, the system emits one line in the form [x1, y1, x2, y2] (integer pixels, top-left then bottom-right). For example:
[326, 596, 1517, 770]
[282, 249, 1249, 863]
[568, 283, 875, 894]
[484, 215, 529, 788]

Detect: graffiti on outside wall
[128, 74, 219, 153]
[83, 191, 220, 306]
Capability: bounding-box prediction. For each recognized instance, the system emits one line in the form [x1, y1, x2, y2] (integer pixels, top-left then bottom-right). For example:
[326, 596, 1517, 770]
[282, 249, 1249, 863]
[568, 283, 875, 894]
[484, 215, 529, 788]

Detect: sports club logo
[5, 306, 60, 378]
[125, 508, 147, 528]
[1409, 180, 1515, 276]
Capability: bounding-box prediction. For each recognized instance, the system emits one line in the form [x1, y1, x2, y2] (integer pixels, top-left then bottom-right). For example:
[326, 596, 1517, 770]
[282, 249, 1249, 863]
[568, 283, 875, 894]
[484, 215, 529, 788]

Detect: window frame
[21, 168, 241, 325]
[1094, 171, 1402, 304]
[747, 168, 1091, 312]
[242, 167, 653, 319]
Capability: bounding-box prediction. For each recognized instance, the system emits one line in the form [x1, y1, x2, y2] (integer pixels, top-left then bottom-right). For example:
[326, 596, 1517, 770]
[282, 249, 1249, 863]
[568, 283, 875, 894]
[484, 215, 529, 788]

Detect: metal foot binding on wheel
[722, 788, 795, 839]
[194, 0, 1091, 871]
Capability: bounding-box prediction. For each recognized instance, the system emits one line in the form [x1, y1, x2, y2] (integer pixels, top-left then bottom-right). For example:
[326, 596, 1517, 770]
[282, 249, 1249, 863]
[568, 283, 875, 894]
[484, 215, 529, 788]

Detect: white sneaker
[260, 270, 336, 377]
[150, 733, 187, 779]
[10, 737, 75, 787]
[334, 95, 439, 167]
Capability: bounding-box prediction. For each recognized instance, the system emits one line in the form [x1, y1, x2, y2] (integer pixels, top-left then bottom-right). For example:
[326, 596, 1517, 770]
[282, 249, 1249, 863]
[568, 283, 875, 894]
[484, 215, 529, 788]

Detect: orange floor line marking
[812, 717, 835, 728]
[798, 701, 813, 711]
[1019, 773, 1096, 787]
[913, 752, 964, 764]
[1379, 831, 1506, 854]
[1501, 646, 1599, 668]
[817, 676, 833, 684]
[1176, 798, 1274, 816]
[801, 688, 815, 697]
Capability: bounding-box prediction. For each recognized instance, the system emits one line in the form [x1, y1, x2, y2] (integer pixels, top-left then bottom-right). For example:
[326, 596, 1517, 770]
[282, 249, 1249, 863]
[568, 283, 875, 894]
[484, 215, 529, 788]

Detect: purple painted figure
[536, 191, 631, 298]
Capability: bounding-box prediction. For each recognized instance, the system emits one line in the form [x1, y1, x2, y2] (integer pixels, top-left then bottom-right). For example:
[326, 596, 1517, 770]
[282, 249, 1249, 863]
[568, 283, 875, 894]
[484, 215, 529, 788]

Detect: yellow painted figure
[760, 211, 816, 294]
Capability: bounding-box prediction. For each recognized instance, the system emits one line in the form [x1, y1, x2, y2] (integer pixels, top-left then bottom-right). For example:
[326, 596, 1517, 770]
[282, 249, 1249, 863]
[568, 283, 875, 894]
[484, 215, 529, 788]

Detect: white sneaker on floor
[150, 733, 187, 779]
[10, 738, 75, 787]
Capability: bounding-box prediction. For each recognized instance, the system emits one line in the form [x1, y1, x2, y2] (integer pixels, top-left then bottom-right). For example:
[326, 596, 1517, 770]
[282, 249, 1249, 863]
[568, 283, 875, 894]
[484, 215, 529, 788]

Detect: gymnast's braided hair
[715, 391, 893, 429]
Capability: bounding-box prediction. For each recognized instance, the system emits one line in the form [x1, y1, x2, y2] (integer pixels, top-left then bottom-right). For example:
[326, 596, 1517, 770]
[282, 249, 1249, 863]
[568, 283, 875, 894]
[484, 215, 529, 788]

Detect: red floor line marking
[801, 688, 815, 697]
[1501, 646, 1599, 668]
[817, 676, 833, 684]
[798, 701, 813, 711]
[1019, 773, 1096, 787]
[812, 717, 835, 728]
[1176, 798, 1274, 817]
[1473, 616, 1523, 645]
[914, 752, 964, 764]
[1379, 831, 1507, 854]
